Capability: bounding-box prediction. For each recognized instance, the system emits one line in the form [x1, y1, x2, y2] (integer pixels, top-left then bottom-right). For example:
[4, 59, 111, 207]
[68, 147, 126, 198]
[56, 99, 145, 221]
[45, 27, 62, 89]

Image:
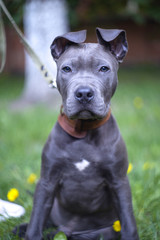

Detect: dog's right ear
[96, 27, 128, 63]
[50, 30, 87, 61]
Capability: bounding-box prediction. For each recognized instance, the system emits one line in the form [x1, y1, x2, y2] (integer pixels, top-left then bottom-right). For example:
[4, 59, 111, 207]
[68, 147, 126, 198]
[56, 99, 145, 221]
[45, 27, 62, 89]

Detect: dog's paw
[12, 223, 28, 238]
[121, 234, 139, 240]
[58, 225, 72, 237]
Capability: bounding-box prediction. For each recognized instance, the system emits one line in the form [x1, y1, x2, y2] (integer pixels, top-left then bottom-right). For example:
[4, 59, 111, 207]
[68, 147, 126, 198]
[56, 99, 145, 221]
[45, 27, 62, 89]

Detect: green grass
[0, 65, 160, 239]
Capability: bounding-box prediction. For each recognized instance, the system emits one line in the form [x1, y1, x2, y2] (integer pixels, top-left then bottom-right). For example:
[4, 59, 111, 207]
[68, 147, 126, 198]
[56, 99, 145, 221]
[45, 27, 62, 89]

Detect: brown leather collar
[58, 109, 111, 138]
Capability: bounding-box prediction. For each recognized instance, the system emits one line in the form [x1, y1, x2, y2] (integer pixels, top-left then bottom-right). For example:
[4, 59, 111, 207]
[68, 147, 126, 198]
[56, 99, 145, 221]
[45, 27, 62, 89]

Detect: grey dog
[15, 28, 139, 240]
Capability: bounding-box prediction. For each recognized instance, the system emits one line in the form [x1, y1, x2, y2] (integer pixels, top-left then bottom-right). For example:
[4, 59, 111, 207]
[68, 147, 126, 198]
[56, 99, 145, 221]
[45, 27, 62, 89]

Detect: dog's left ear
[51, 30, 87, 61]
[96, 27, 128, 63]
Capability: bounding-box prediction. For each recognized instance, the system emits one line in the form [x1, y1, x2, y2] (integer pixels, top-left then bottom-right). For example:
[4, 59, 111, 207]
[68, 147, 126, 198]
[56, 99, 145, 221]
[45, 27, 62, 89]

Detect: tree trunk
[22, 0, 69, 108]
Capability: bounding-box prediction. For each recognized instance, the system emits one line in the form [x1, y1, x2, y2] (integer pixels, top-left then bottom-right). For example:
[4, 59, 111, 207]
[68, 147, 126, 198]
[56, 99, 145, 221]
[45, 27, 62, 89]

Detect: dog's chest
[74, 158, 90, 171]
[60, 138, 111, 179]
[55, 133, 115, 212]
[57, 155, 110, 213]
[60, 153, 105, 192]
[63, 155, 100, 178]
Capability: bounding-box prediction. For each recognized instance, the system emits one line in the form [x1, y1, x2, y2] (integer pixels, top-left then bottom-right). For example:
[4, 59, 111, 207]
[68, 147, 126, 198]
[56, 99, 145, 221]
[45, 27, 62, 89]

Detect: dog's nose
[75, 87, 94, 103]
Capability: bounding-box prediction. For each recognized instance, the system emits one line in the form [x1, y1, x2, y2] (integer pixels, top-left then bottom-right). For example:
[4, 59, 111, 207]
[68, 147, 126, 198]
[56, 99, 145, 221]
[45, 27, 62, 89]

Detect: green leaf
[53, 231, 67, 240]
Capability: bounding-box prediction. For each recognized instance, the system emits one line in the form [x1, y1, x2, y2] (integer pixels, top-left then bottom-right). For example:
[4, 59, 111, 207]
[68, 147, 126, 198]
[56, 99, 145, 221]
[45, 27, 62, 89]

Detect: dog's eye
[62, 66, 72, 73]
[99, 66, 110, 72]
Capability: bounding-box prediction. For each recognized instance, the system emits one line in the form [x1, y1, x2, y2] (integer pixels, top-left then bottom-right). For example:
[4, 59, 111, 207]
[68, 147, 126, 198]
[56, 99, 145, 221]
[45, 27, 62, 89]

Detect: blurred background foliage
[67, 0, 160, 27]
[3, 0, 160, 27]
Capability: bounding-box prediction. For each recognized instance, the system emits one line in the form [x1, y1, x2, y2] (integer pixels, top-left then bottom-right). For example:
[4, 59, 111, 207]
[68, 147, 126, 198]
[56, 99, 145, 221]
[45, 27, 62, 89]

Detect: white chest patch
[74, 159, 90, 171]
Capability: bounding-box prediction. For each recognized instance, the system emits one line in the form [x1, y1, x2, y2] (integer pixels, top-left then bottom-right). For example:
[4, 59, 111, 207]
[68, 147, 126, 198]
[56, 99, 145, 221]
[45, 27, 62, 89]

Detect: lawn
[0, 65, 160, 239]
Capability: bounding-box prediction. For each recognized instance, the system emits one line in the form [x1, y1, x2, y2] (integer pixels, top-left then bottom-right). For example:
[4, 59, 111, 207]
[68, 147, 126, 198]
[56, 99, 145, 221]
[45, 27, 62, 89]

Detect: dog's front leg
[25, 147, 60, 240]
[25, 179, 56, 240]
[112, 176, 139, 240]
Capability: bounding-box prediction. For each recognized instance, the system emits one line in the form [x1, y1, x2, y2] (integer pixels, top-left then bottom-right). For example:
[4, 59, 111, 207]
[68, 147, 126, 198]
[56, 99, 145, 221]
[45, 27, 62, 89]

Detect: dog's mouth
[66, 107, 109, 120]
[71, 110, 96, 120]
[64, 95, 110, 120]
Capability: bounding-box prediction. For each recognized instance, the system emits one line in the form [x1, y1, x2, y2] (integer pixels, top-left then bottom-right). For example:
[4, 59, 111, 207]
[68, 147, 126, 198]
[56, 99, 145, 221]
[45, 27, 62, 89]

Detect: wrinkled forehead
[57, 43, 118, 69]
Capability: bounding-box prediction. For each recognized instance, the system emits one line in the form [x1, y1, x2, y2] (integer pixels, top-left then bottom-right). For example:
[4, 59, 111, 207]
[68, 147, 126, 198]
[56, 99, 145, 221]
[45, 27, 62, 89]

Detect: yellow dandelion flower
[113, 220, 121, 232]
[7, 188, 19, 202]
[127, 163, 133, 174]
[27, 173, 37, 184]
[133, 97, 144, 109]
[143, 162, 155, 171]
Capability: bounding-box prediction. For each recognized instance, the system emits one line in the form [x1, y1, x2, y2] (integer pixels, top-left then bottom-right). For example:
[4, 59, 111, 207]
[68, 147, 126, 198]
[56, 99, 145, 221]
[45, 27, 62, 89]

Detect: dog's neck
[58, 108, 111, 138]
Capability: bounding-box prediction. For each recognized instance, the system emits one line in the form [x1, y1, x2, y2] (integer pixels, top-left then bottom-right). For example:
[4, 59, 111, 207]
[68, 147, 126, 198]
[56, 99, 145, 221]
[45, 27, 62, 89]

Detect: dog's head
[50, 28, 128, 120]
